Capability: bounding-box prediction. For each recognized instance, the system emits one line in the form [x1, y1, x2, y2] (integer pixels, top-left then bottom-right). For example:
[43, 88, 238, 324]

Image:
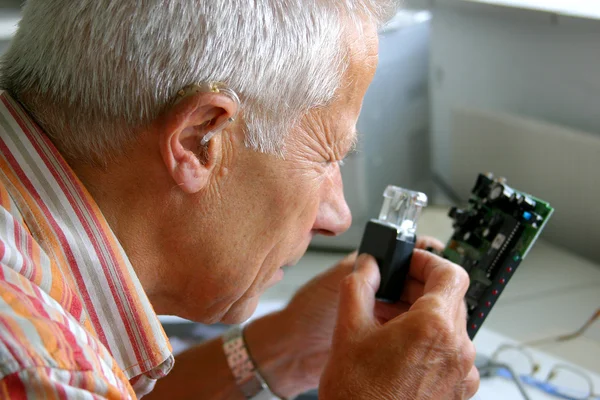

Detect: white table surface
[161, 208, 600, 400]
[161, 207, 600, 398]
[251, 298, 600, 400]
[258, 207, 600, 398]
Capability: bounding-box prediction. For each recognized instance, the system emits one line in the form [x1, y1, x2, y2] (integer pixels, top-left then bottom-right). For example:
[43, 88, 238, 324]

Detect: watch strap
[222, 325, 281, 400]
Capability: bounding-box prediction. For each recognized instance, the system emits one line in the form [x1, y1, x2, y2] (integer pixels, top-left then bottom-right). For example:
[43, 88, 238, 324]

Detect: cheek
[276, 174, 323, 229]
[251, 173, 323, 270]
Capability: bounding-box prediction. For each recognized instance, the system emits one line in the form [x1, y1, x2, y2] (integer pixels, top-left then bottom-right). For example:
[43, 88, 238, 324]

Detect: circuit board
[442, 173, 554, 339]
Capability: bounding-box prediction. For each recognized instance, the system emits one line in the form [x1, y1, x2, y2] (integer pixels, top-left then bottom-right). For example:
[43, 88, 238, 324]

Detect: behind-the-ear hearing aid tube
[174, 82, 241, 145]
[200, 84, 240, 145]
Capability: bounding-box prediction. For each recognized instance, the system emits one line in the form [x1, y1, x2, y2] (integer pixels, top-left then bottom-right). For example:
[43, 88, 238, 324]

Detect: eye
[337, 147, 357, 167]
[325, 158, 346, 168]
[325, 145, 357, 168]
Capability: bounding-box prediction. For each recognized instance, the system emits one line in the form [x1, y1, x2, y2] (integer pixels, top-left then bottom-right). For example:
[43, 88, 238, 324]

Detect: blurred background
[2, 1, 599, 398]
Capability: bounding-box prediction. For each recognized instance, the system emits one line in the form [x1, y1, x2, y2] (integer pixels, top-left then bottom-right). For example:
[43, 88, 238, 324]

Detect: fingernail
[355, 254, 379, 288]
[354, 253, 370, 270]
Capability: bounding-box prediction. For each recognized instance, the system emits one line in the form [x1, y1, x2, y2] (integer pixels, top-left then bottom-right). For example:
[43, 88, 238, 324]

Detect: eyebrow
[347, 129, 359, 153]
[331, 128, 359, 162]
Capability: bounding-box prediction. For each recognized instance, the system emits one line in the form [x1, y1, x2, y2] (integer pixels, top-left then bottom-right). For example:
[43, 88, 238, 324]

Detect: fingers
[449, 340, 478, 400]
[341, 251, 358, 265]
[374, 301, 410, 323]
[400, 278, 425, 304]
[408, 249, 452, 284]
[415, 235, 445, 251]
[461, 365, 480, 399]
[372, 257, 467, 324]
[336, 254, 380, 332]
[328, 251, 357, 274]
[455, 297, 468, 335]
[353, 254, 380, 291]
[328, 251, 357, 277]
[405, 250, 471, 348]
[373, 279, 425, 323]
[409, 249, 470, 306]
[456, 337, 478, 399]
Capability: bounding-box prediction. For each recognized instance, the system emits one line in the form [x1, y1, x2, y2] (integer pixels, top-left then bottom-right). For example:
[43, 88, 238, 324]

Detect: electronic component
[358, 186, 428, 303]
[358, 175, 553, 338]
[442, 173, 554, 339]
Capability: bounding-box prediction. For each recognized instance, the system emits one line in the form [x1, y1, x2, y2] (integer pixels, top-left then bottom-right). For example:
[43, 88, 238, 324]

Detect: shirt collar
[0, 92, 173, 380]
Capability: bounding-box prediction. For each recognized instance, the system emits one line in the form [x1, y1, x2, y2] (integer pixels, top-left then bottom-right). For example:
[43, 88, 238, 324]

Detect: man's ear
[157, 90, 239, 194]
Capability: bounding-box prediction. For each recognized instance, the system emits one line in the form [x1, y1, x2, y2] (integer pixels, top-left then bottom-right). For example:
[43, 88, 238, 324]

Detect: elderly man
[0, 1, 479, 399]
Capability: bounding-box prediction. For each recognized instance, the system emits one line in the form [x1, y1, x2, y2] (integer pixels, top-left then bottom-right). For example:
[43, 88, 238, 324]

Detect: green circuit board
[442, 174, 554, 339]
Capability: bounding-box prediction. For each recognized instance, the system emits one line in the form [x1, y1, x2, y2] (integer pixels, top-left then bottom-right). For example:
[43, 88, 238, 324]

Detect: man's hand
[244, 237, 452, 398]
[319, 250, 479, 399]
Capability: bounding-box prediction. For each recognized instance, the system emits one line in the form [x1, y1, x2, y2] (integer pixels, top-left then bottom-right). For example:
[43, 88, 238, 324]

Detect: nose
[312, 165, 352, 237]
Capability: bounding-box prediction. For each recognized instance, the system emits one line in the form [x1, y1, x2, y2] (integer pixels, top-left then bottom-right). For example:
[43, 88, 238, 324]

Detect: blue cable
[494, 368, 599, 400]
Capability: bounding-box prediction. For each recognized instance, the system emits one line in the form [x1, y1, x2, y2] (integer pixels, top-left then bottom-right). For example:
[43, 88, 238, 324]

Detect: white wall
[0, 40, 9, 55]
[429, 2, 600, 261]
[449, 107, 600, 262]
[430, 2, 600, 180]
[0, 0, 20, 55]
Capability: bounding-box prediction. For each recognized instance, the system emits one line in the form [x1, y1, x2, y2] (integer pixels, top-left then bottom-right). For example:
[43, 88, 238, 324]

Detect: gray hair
[0, 0, 397, 165]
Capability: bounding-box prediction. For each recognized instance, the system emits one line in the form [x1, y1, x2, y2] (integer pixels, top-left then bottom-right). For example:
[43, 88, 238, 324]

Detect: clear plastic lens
[378, 186, 428, 240]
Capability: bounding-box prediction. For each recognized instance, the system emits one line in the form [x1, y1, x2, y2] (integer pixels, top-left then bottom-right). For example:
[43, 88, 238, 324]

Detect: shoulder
[0, 270, 134, 399]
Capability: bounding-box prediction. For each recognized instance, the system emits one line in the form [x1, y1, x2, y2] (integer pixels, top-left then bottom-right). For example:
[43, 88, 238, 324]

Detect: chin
[219, 296, 261, 324]
[165, 296, 258, 325]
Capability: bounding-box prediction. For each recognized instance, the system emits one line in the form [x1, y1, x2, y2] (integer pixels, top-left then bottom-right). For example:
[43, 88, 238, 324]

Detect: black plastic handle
[358, 220, 415, 303]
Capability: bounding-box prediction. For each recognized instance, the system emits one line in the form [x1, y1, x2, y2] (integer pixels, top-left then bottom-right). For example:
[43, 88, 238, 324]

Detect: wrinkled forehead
[332, 20, 380, 142]
[344, 18, 379, 75]
[285, 19, 379, 157]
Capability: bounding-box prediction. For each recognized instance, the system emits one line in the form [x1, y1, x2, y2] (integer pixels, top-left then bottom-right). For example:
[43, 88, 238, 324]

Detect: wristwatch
[222, 326, 282, 400]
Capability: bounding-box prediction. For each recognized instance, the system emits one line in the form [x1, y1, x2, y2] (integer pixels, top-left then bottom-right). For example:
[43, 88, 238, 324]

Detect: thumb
[336, 253, 381, 333]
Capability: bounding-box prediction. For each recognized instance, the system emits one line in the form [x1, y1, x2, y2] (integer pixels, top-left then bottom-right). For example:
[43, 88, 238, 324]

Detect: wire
[491, 368, 598, 400]
[524, 308, 600, 347]
[486, 343, 599, 400]
[479, 362, 532, 400]
[491, 344, 540, 375]
[546, 364, 598, 400]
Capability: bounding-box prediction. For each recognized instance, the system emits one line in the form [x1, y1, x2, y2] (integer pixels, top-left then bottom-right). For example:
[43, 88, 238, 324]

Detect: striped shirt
[0, 92, 174, 399]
